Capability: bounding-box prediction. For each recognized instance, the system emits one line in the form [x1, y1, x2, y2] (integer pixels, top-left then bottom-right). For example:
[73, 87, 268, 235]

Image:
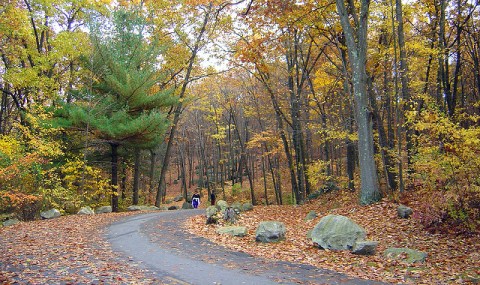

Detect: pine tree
[64, 8, 177, 212]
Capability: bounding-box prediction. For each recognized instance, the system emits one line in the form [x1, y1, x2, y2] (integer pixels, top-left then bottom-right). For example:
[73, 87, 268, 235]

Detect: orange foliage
[0, 191, 42, 221]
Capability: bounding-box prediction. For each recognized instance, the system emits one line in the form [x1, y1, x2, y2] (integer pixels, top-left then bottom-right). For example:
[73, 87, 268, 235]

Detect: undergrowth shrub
[410, 102, 480, 234]
[0, 192, 42, 221]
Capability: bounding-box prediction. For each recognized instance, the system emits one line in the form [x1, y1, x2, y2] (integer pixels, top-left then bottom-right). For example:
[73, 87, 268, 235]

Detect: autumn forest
[1, 0, 479, 237]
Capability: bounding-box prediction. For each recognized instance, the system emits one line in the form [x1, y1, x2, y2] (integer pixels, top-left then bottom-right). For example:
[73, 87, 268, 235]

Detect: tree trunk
[396, 0, 414, 176]
[155, 4, 212, 207]
[177, 142, 188, 199]
[336, 0, 381, 205]
[230, 106, 256, 205]
[132, 148, 141, 205]
[261, 155, 268, 205]
[110, 142, 119, 212]
[148, 149, 156, 204]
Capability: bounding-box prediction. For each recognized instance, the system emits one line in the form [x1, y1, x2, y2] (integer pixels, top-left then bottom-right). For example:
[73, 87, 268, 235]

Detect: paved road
[107, 210, 390, 285]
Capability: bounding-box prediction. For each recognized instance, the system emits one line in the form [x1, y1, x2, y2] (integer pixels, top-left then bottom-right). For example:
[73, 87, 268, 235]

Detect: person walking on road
[192, 190, 201, 209]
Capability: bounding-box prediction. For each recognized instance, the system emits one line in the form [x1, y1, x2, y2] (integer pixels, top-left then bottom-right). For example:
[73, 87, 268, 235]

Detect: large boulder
[77, 206, 94, 215]
[311, 215, 366, 250]
[216, 200, 229, 211]
[95, 206, 112, 214]
[127, 205, 159, 211]
[41, 209, 61, 219]
[384, 247, 427, 264]
[352, 241, 379, 255]
[216, 226, 248, 237]
[255, 221, 286, 243]
[397, 205, 413, 219]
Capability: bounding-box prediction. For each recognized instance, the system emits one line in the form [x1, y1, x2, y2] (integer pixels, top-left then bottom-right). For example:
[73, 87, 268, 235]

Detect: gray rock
[41, 209, 61, 219]
[206, 206, 219, 224]
[2, 218, 20, 227]
[168, 205, 178, 210]
[206, 206, 218, 218]
[127, 205, 159, 211]
[255, 221, 286, 243]
[306, 229, 313, 239]
[216, 226, 248, 237]
[182, 202, 193, 209]
[242, 202, 254, 211]
[77, 206, 94, 215]
[305, 210, 317, 221]
[352, 240, 379, 255]
[223, 207, 237, 224]
[397, 205, 413, 219]
[384, 247, 427, 264]
[174, 195, 183, 202]
[231, 201, 243, 212]
[216, 200, 229, 211]
[95, 206, 112, 214]
[311, 215, 366, 250]
[159, 206, 169, 211]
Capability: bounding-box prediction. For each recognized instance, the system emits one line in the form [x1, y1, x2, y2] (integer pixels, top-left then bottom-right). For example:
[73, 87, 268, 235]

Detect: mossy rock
[384, 248, 427, 264]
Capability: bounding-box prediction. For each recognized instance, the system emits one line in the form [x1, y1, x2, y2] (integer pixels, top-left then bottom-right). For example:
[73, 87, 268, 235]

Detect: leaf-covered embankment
[186, 191, 480, 284]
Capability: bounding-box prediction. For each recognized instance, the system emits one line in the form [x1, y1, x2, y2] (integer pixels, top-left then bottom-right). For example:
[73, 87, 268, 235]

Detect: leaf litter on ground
[185, 190, 480, 285]
[0, 212, 163, 285]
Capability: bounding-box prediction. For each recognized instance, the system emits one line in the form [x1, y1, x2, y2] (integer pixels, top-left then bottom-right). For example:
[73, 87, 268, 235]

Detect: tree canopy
[1, 0, 479, 233]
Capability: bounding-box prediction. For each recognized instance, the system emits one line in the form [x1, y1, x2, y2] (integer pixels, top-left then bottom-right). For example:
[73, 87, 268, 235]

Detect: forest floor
[1, 190, 478, 285]
[0, 212, 162, 284]
[186, 190, 480, 285]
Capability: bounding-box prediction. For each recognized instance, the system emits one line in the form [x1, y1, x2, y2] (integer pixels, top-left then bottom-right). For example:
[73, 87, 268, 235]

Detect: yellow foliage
[411, 106, 480, 232]
[306, 159, 330, 188]
[61, 159, 111, 203]
[0, 135, 21, 158]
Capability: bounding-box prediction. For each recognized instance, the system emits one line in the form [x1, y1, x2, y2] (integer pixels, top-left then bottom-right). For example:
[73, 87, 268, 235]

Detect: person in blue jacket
[192, 190, 201, 209]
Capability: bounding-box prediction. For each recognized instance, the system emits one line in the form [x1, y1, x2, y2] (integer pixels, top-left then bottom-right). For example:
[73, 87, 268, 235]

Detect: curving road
[107, 210, 391, 285]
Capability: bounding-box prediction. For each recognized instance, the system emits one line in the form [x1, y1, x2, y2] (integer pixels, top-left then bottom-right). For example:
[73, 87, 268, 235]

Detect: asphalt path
[107, 209, 391, 285]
